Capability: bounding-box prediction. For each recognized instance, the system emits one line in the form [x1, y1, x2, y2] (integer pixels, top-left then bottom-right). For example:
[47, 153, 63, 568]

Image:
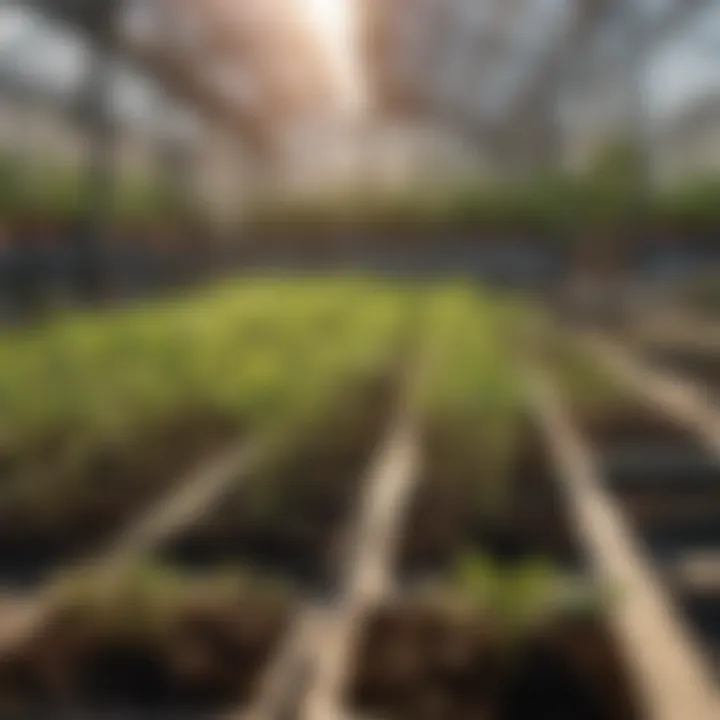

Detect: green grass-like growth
[452, 553, 606, 636]
[0, 153, 196, 226]
[243, 181, 575, 238]
[0, 279, 410, 499]
[50, 561, 291, 639]
[417, 285, 525, 428]
[243, 169, 720, 243]
[415, 285, 527, 512]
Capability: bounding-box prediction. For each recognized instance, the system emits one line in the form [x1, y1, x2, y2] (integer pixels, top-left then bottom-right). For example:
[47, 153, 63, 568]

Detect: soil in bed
[397, 418, 582, 584]
[576, 406, 703, 452]
[676, 592, 720, 680]
[157, 371, 397, 596]
[640, 344, 720, 391]
[0, 415, 240, 588]
[377, 412, 643, 720]
[580, 407, 720, 549]
[0, 587, 290, 717]
[348, 599, 643, 720]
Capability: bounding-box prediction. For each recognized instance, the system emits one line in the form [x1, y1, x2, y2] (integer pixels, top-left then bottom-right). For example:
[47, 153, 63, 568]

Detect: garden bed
[0, 569, 292, 716]
[585, 405, 720, 558]
[396, 298, 582, 586]
[346, 290, 644, 720]
[0, 280, 408, 589]
[556, 350, 720, 689]
[398, 419, 581, 584]
[638, 343, 720, 393]
[157, 369, 398, 594]
[0, 415, 239, 588]
[348, 595, 642, 720]
[551, 330, 720, 552]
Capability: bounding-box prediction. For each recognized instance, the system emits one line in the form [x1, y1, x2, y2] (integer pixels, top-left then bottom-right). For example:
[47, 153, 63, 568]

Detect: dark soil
[582, 408, 720, 550]
[0, 415, 240, 588]
[349, 600, 643, 720]
[576, 407, 702, 453]
[0, 592, 289, 717]
[158, 371, 397, 595]
[397, 419, 581, 582]
[643, 346, 720, 390]
[675, 592, 720, 680]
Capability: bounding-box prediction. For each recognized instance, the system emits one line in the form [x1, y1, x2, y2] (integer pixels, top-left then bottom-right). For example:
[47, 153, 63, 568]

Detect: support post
[75, 0, 122, 301]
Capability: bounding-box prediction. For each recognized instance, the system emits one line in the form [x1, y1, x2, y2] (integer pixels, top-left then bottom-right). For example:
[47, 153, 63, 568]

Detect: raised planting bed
[0, 567, 292, 716]
[398, 417, 583, 583]
[0, 415, 239, 588]
[595, 410, 720, 682]
[557, 361, 720, 685]
[549, 326, 717, 533]
[156, 366, 399, 595]
[0, 279, 409, 588]
[347, 591, 641, 720]
[398, 290, 581, 584]
[339, 292, 642, 720]
[295, 288, 638, 720]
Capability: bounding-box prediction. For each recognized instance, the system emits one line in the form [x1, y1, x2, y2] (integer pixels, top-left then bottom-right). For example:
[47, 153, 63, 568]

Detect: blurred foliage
[51, 561, 290, 637]
[4, 148, 718, 241]
[244, 144, 720, 241]
[0, 279, 408, 457]
[415, 286, 528, 512]
[418, 285, 523, 421]
[244, 182, 576, 236]
[453, 553, 606, 635]
[655, 177, 720, 232]
[0, 152, 196, 226]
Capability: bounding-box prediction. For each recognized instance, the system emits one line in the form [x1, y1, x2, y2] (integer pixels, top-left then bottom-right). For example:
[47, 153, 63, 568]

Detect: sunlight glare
[298, 0, 366, 112]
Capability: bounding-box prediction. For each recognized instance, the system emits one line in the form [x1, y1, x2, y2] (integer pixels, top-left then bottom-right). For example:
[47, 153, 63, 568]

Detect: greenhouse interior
[0, 1, 719, 718]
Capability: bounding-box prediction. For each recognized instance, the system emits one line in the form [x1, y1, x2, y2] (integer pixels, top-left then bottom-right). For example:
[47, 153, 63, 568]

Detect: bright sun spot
[298, 0, 366, 112]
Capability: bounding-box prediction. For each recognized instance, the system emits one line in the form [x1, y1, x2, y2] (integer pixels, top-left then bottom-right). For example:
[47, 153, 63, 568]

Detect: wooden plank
[297, 396, 420, 720]
[528, 370, 720, 720]
[238, 367, 421, 720]
[95, 438, 270, 580]
[236, 603, 326, 720]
